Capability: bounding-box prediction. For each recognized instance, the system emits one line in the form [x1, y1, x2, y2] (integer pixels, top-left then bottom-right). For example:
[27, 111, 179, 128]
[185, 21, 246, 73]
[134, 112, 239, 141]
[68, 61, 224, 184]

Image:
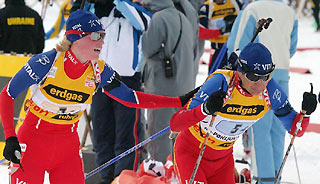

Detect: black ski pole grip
[250, 18, 273, 43]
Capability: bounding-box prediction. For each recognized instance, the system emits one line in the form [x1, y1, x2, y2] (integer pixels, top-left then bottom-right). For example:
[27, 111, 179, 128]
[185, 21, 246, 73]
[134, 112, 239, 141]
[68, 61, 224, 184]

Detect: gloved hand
[302, 83, 317, 115]
[219, 15, 237, 34]
[179, 86, 201, 107]
[3, 136, 21, 164]
[202, 82, 226, 115]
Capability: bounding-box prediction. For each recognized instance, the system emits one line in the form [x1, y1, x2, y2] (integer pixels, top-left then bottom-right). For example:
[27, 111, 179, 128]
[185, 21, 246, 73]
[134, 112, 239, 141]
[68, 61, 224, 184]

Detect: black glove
[220, 15, 237, 34]
[114, 9, 124, 18]
[203, 82, 226, 115]
[3, 136, 21, 164]
[179, 86, 201, 107]
[302, 83, 317, 115]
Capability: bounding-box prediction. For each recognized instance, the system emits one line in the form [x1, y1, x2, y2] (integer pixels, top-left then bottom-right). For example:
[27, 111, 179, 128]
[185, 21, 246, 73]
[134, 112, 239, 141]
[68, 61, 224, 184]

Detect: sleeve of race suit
[267, 79, 308, 136]
[99, 64, 182, 109]
[0, 50, 56, 139]
[198, 26, 221, 40]
[199, 3, 209, 28]
[170, 73, 228, 132]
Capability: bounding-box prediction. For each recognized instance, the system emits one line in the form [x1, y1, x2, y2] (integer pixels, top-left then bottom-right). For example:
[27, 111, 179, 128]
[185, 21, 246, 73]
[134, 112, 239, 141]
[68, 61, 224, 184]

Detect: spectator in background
[0, 0, 44, 54]
[173, 0, 199, 78]
[92, 0, 151, 183]
[311, 0, 320, 31]
[199, 0, 241, 73]
[141, 0, 196, 164]
[227, 0, 298, 183]
[187, 0, 207, 74]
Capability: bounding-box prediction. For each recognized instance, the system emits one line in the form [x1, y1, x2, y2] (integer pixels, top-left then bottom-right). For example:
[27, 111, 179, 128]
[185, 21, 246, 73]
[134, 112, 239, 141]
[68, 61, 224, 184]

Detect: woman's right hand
[3, 136, 21, 164]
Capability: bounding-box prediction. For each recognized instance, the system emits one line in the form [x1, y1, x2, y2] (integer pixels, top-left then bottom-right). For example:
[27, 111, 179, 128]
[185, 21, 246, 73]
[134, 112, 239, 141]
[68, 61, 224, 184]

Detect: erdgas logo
[221, 104, 264, 116]
[43, 84, 90, 103]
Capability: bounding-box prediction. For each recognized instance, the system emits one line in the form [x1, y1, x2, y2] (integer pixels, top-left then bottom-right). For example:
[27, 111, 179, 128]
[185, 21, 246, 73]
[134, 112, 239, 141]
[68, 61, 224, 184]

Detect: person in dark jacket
[0, 0, 45, 54]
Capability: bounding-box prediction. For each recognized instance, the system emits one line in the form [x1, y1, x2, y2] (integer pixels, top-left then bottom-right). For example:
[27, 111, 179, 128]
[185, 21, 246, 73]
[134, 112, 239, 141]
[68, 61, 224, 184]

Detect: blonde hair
[55, 36, 72, 52]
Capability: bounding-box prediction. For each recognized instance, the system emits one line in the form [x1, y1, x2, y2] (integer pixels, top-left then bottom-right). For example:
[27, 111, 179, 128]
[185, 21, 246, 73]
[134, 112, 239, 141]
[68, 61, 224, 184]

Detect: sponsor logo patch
[43, 84, 90, 103]
[52, 113, 79, 121]
[217, 142, 235, 147]
[85, 76, 95, 88]
[221, 104, 264, 116]
[47, 66, 57, 78]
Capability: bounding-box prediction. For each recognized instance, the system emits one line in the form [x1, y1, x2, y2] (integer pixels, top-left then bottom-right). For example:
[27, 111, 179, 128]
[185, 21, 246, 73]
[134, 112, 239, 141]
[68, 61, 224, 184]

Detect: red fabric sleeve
[104, 91, 182, 109]
[0, 84, 17, 139]
[290, 113, 309, 137]
[170, 104, 207, 132]
[198, 26, 221, 40]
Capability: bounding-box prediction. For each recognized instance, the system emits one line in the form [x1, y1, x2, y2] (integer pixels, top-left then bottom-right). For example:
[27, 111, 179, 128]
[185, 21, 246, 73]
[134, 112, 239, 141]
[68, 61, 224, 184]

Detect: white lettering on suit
[35, 55, 50, 65]
[273, 89, 282, 103]
[16, 178, 27, 184]
[24, 63, 40, 81]
[185, 180, 204, 184]
[107, 72, 116, 84]
[199, 91, 209, 101]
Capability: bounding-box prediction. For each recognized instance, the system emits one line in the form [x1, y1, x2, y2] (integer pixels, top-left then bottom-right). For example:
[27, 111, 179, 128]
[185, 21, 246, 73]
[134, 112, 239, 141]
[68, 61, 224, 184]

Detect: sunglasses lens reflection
[245, 73, 271, 82]
[90, 32, 105, 41]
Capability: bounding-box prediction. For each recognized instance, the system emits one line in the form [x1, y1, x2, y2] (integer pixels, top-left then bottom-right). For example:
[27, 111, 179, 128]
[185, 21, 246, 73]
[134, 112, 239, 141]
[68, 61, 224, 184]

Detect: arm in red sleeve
[170, 104, 207, 132]
[0, 84, 16, 139]
[199, 26, 221, 40]
[104, 90, 182, 109]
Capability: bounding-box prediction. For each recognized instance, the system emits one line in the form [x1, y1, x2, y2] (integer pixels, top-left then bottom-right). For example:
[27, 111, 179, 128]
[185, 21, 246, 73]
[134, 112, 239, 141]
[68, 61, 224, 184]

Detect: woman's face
[238, 71, 269, 96]
[71, 31, 105, 63]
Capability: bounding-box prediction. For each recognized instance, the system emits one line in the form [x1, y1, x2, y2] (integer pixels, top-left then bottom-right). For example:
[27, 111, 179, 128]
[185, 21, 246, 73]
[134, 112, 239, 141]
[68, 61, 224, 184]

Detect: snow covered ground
[1, 1, 320, 183]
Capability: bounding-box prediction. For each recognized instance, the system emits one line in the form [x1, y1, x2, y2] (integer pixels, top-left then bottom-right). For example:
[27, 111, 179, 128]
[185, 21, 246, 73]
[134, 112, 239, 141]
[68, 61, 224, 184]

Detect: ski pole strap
[85, 126, 170, 180]
[293, 111, 306, 136]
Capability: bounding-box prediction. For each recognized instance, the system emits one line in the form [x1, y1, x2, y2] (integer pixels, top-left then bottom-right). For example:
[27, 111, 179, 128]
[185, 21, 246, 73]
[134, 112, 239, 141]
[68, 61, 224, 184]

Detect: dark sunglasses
[237, 59, 275, 82]
[90, 32, 106, 41]
[245, 72, 272, 82]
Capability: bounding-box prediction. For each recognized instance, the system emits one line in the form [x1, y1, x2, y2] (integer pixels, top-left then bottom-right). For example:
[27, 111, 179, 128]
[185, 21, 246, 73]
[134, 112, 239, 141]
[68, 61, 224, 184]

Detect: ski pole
[0, 158, 6, 164]
[274, 110, 306, 184]
[188, 116, 216, 184]
[85, 126, 170, 180]
[80, 0, 86, 9]
[209, 43, 227, 74]
[292, 144, 302, 184]
[250, 18, 273, 43]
